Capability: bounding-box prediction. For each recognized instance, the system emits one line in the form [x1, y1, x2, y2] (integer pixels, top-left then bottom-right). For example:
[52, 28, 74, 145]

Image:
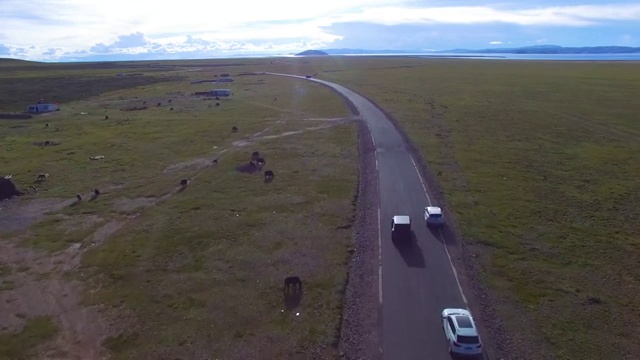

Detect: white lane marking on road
[410, 156, 430, 205]
[409, 153, 468, 305]
[439, 228, 468, 305]
[378, 207, 383, 305]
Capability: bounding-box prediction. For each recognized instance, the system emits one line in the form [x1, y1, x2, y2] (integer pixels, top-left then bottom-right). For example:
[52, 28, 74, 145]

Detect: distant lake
[328, 53, 640, 61]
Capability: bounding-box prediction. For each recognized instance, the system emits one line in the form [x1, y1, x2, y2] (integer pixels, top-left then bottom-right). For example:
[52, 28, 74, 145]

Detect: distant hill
[440, 45, 640, 54]
[295, 50, 329, 56]
[0, 58, 45, 67]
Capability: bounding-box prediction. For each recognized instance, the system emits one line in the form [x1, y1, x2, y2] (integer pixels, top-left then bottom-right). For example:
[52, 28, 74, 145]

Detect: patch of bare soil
[0, 198, 75, 234]
[0, 218, 131, 360]
[304, 116, 359, 122]
[164, 116, 356, 174]
[162, 158, 215, 173]
[0, 190, 141, 359]
[232, 121, 352, 148]
[112, 197, 157, 213]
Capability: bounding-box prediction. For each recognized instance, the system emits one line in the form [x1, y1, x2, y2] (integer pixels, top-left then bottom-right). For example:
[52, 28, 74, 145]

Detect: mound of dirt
[33, 140, 61, 146]
[0, 178, 24, 201]
[0, 113, 32, 120]
[236, 162, 259, 174]
[121, 106, 148, 111]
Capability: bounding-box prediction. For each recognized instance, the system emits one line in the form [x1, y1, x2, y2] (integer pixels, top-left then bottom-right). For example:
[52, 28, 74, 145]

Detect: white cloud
[1, 1, 640, 60]
[325, 4, 640, 26]
[490, 41, 503, 45]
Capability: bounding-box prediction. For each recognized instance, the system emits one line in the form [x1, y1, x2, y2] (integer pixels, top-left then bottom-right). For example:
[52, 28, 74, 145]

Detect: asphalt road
[267, 73, 471, 360]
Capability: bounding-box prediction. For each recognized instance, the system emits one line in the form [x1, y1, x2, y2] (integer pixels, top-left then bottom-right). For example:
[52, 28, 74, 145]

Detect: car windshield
[395, 223, 411, 233]
[457, 335, 480, 344]
[429, 213, 442, 218]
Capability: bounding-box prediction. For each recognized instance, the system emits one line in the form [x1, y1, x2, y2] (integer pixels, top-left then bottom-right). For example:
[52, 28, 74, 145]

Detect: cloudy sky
[1, 0, 639, 61]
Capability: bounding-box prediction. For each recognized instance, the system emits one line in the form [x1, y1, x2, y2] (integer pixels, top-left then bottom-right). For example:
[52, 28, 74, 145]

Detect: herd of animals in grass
[0, 74, 310, 314]
[0, 85, 279, 202]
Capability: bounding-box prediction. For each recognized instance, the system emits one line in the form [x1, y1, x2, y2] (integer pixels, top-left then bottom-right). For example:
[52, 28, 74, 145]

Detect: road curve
[266, 73, 472, 360]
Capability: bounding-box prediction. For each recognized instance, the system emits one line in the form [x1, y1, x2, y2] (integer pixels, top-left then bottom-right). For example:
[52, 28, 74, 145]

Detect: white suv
[391, 215, 412, 241]
[424, 206, 444, 227]
[442, 308, 483, 356]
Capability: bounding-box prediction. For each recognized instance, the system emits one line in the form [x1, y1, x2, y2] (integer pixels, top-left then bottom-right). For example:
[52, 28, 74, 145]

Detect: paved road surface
[267, 73, 472, 360]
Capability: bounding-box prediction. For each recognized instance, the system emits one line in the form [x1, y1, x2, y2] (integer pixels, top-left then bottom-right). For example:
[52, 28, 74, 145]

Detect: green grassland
[0, 59, 358, 359]
[4, 54, 639, 359]
[283, 57, 638, 359]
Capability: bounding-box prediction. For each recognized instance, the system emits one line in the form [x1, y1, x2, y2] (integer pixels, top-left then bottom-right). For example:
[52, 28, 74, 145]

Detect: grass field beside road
[300, 57, 640, 359]
[0, 59, 358, 359]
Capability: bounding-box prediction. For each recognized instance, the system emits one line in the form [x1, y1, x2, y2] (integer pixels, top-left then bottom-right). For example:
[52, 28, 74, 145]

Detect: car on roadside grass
[424, 206, 444, 227]
[441, 308, 483, 357]
[391, 215, 412, 241]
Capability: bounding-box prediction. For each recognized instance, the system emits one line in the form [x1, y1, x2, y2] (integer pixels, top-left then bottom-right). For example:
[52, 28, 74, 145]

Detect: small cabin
[26, 103, 59, 113]
[208, 89, 232, 97]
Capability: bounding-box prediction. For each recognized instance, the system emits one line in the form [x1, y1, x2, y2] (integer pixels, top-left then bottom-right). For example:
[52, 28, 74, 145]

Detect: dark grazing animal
[212, 159, 219, 165]
[104, 115, 109, 120]
[256, 157, 265, 166]
[283, 276, 302, 292]
[180, 178, 190, 186]
[37, 173, 49, 181]
[231, 126, 238, 133]
[264, 170, 274, 180]
[94, 189, 100, 196]
[76, 194, 82, 201]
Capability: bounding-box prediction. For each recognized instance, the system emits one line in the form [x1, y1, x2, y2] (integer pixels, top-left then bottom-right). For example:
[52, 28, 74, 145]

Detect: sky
[0, 0, 639, 61]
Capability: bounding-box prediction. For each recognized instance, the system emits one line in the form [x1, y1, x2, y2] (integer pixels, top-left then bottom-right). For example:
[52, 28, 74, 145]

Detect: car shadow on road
[428, 224, 457, 247]
[392, 231, 426, 268]
[450, 353, 484, 360]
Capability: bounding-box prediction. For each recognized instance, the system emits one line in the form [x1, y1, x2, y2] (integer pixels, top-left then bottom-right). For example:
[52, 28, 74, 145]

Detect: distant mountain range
[309, 45, 640, 55]
[442, 45, 640, 54]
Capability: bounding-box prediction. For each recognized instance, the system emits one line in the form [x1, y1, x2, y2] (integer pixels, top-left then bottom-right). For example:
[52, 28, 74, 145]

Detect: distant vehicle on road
[441, 308, 483, 356]
[391, 215, 412, 241]
[305, 75, 312, 79]
[424, 206, 444, 227]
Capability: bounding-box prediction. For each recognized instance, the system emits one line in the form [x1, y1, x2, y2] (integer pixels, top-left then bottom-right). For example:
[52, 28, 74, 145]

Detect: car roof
[425, 206, 442, 214]
[393, 215, 411, 224]
[451, 315, 478, 337]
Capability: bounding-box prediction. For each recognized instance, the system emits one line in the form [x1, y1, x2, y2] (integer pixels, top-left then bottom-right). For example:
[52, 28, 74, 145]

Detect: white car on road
[391, 215, 412, 241]
[441, 308, 483, 356]
[424, 206, 444, 227]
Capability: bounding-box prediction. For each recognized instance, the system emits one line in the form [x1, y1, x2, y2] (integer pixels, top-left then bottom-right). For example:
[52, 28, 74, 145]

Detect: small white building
[26, 103, 59, 113]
